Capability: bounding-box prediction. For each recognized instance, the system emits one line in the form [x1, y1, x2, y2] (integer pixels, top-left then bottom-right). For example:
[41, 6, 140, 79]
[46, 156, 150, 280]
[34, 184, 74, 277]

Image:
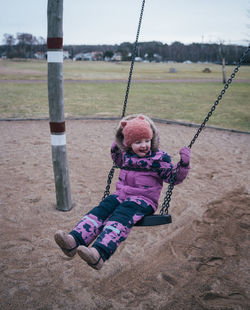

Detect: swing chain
[102, 1, 249, 217]
[102, 0, 146, 200]
[160, 45, 250, 215]
[188, 45, 250, 149]
[122, 0, 146, 118]
[160, 171, 176, 215]
[102, 164, 116, 200]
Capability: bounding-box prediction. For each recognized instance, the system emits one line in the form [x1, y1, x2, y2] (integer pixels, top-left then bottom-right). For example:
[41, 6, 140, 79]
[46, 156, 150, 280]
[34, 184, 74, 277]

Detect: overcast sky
[0, 0, 249, 46]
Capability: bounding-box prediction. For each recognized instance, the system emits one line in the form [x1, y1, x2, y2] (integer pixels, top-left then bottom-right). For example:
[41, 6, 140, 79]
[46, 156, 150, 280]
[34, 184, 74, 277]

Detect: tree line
[1, 33, 249, 64]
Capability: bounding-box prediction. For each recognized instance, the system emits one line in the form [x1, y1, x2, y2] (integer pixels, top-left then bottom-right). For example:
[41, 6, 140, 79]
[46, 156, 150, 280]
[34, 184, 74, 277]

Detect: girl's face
[131, 139, 151, 157]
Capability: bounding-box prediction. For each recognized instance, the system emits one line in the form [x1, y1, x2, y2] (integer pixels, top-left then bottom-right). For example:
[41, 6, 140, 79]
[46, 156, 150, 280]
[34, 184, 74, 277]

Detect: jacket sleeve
[172, 162, 190, 185]
[157, 152, 190, 185]
[111, 141, 123, 166]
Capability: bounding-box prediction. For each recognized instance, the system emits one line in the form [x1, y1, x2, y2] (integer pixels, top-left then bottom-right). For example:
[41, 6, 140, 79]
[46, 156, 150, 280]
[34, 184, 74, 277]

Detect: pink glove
[179, 146, 190, 165]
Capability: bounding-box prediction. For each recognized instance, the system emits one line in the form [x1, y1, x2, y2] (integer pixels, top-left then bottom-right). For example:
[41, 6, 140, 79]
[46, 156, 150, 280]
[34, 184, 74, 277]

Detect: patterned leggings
[70, 195, 153, 261]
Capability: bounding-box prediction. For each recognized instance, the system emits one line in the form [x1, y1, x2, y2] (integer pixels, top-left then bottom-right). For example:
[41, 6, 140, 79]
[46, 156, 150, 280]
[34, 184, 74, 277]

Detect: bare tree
[3, 33, 16, 45]
[3, 34, 16, 58]
[14, 33, 37, 57]
[16, 32, 38, 46]
[37, 36, 46, 45]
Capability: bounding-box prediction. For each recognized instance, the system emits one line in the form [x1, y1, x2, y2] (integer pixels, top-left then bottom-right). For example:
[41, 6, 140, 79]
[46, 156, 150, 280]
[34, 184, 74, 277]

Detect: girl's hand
[179, 146, 190, 165]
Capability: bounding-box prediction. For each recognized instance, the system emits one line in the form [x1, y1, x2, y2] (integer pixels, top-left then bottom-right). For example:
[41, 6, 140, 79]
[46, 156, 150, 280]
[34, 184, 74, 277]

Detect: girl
[54, 114, 190, 270]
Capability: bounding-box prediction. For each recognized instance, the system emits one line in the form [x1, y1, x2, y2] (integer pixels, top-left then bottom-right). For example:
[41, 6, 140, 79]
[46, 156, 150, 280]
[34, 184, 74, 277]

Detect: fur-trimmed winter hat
[116, 114, 160, 152]
[121, 115, 153, 147]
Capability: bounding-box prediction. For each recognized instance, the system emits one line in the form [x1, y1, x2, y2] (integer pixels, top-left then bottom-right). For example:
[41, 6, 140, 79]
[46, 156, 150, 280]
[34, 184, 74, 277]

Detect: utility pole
[47, 0, 72, 211]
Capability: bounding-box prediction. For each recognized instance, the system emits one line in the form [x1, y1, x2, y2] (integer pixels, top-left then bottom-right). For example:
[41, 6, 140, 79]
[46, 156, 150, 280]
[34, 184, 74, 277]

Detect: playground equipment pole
[47, 0, 72, 211]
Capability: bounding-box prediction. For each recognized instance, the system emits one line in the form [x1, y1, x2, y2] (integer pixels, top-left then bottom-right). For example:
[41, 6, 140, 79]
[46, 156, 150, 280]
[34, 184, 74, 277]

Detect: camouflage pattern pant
[70, 195, 153, 261]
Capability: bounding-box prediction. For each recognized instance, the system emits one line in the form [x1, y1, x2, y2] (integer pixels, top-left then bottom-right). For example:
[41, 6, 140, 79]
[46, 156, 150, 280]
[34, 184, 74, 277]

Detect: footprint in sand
[195, 291, 247, 309]
[196, 256, 224, 273]
[157, 273, 177, 287]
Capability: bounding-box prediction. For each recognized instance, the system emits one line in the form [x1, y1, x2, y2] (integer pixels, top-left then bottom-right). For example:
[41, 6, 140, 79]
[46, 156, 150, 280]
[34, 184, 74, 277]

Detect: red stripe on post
[47, 37, 63, 49]
[50, 121, 66, 133]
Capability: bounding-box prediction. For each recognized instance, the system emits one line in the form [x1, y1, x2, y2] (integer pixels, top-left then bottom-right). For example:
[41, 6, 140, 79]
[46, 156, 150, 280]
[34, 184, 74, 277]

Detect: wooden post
[219, 43, 227, 84]
[47, 0, 72, 211]
[222, 57, 226, 84]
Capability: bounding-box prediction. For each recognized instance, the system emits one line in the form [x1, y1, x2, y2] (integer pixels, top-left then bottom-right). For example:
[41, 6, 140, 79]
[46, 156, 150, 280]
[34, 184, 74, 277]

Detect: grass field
[0, 59, 249, 131]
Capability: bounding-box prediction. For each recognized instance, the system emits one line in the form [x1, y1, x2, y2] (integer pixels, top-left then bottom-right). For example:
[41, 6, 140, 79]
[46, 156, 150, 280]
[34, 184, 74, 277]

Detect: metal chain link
[160, 45, 250, 215]
[160, 170, 176, 215]
[122, 0, 146, 118]
[102, 5, 249, 208]
[102, 0, 146, 200]
[189, 45, 250, 149]
[103, 45, 250, 205]
[102, 164, 116, 200]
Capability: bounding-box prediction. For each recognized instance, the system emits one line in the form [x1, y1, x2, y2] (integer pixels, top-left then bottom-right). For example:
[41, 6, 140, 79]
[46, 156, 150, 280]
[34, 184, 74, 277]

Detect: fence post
[47, 0, 72, 211]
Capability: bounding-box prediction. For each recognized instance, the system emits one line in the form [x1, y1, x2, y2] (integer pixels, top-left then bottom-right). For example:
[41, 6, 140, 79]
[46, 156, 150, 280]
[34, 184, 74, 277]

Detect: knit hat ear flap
[137, 115, 145, 121]
[121, 121, 127, 128]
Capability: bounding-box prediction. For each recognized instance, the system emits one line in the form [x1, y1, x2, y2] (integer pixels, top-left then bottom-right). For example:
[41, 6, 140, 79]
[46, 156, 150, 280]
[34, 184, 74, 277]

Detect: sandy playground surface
[0, 119, 250, 310]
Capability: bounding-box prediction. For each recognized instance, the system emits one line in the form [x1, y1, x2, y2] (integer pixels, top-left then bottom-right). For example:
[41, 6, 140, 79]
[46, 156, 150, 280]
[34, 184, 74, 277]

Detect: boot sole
[77, 246, 103, 270]
[54, 230, 77, 258]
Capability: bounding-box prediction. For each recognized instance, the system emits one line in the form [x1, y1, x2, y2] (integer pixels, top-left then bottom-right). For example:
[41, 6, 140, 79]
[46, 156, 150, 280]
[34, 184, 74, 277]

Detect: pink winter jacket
[111, 142, 190, 212]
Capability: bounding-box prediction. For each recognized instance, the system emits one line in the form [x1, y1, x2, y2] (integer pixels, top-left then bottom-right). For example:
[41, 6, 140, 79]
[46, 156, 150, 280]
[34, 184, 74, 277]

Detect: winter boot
[77, 246, 104, 270]
[54, 230, 78, 258]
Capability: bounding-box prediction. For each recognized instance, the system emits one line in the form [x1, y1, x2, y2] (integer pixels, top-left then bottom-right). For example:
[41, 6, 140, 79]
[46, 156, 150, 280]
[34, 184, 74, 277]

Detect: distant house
[63, 51, 70, 59]
[73, 52, 92, 61]
[135, 57, 143, 62]
[111, 52, 122, 61]
[144, 53, 162, 62]
[153, 53, 162, 62]
[73, 51, 103, 61]
[73, 53, 85, 61]
[104, 56, 111, 62]
[91, 51, 103, 61]
[34, 52, 45, 59]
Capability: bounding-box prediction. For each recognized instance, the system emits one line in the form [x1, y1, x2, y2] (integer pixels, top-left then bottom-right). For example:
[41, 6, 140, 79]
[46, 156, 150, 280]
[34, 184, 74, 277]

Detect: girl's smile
[131, 139, 151, 157]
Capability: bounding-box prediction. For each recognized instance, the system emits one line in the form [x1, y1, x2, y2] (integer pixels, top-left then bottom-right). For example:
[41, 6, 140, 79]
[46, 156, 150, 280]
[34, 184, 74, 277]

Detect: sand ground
[0, 119, 250, 310]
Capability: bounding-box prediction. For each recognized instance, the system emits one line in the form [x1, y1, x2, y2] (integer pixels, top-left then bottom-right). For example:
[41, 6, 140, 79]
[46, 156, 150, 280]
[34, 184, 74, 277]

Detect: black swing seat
[135, 214, 172, 226]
